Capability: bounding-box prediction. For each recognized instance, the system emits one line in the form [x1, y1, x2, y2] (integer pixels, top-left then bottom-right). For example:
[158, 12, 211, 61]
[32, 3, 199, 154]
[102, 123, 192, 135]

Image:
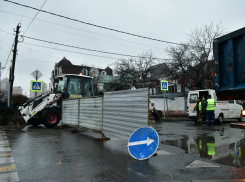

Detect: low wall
[151, 97, 187, 117]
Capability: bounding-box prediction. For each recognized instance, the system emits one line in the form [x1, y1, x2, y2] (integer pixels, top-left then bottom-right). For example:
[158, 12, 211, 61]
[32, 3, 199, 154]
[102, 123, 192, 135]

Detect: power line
[0, 10, 165, 52]
[0, 50, 9, 54]
[22, 0, 47, 35]
[4, 0, 194, 48]
[22, 35, 173, 60]
[1, 28, 174, 62]
[2, 38, 15, 73]
[0, 39, 12, 45]
[17, 59, 53, 64]
[19, 0, 32, 23]
[18, 45, 60, 59]
[0, 29, 14, 35]
[22, 42, 119, 60]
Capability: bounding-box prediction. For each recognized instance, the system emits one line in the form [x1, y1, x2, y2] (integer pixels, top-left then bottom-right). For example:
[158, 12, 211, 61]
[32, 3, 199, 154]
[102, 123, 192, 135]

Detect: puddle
[161, 136, 245, 168]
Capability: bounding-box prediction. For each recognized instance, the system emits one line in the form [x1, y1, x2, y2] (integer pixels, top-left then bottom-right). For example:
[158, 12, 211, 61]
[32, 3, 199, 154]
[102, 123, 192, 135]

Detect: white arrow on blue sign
[128, 127, 159, 160]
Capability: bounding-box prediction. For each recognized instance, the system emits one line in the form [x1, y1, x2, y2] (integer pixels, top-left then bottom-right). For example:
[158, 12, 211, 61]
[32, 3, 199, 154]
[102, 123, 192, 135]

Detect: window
[56, 77, 67, 93]
[147, 72, 151, 78]
[81, 68, 88, 76]
[101, 71, 107, 75]
[228, 100, 234, 104]
[67, 76, 94, 98]
[190, 94, 198, 103]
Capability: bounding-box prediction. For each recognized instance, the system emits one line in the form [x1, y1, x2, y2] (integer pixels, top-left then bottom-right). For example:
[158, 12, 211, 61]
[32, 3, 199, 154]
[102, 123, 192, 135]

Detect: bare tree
[112, 51, 156, 89]
[164, 22, 225, 90]
[0, 90, 7, 100]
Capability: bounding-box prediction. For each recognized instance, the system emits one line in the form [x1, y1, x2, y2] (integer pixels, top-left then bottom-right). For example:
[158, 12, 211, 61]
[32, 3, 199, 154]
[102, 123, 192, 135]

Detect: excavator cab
[55, 74, 95, 99]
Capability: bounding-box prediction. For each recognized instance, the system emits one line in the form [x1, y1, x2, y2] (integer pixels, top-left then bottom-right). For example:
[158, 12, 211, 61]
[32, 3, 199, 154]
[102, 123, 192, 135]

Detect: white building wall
[1, 77, 8, 91]
[151, 97, 186, 116]
[13, 86, 23, 95]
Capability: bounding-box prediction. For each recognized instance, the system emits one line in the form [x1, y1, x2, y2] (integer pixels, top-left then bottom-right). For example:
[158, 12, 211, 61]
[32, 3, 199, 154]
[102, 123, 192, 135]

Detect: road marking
[0, 157, 14, 164]
[0, 172, 19, 181]
[0, 148, 11, 152]
[0, 153, 11, 157]
[0, 164, 17, 173]
[185, 160, 220, 168]
[128, 137, 154, 146]
[156, 150, 176, 155]
[0, 131, 19, 181]
[0, 144, 10, 148]
[0, 141, 9, 145]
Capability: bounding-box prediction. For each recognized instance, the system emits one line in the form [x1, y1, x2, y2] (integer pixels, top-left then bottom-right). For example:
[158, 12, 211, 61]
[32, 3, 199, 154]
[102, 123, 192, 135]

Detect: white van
[187, 89, 243, 124]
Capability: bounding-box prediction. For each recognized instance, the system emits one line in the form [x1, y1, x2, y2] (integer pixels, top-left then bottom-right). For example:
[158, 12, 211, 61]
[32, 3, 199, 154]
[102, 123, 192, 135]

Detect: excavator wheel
[41, 108, 61, 128]
[28, 118, 42, 126]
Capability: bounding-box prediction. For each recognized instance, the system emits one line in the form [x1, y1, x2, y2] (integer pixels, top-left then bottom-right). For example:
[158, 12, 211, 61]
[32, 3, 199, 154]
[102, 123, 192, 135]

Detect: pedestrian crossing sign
[31, 80, 43, 92]
[161, 80, 168, 91]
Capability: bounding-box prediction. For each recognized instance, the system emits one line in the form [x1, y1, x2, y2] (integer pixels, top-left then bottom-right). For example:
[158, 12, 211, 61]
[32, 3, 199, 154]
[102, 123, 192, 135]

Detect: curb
[162, 117, 191, 121]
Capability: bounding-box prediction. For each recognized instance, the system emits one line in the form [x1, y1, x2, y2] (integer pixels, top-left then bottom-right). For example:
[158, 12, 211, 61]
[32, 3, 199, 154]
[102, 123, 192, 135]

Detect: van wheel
[217, 114, 223, 124]
[238, 115, 243, 122]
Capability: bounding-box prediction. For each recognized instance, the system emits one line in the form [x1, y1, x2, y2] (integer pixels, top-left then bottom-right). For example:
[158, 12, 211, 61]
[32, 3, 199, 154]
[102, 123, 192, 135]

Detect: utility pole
[8, 24, 21, 107]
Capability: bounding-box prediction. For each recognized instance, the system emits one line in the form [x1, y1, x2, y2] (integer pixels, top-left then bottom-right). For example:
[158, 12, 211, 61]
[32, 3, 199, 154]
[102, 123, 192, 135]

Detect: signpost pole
[35, 71, 38, 97]
[163, 91, 165, 119]
[161, 80, 168, 119]
[31, 69, 43, 98]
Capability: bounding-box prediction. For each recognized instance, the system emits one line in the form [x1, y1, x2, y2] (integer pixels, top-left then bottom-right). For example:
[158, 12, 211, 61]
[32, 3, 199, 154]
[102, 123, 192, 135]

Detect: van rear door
[188, 91, 199, 116]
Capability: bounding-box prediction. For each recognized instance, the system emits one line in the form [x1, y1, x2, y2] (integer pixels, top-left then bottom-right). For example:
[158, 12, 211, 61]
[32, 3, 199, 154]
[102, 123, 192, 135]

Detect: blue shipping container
[214, 27, 245, 100]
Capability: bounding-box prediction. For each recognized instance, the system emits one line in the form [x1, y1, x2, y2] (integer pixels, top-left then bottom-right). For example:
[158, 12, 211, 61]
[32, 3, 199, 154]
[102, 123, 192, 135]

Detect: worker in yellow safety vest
[204, 95, 215, 126]
[199, 96, 207, 125]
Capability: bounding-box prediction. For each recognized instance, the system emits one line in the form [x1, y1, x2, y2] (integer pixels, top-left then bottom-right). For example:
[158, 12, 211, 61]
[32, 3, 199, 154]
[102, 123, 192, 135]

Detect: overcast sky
[0, 0, 244, 96]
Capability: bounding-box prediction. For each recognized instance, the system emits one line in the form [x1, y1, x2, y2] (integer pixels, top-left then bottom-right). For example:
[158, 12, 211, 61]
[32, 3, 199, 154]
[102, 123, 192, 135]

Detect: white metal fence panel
[103, 88, 149, 139]
[79, 97, 103, 131]
[62, 99, 79, 126]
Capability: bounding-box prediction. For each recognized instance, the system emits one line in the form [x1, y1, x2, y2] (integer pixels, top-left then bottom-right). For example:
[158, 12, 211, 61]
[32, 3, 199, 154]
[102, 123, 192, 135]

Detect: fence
[62, 88, 149, 139]
[62, 97, 103, 132]
[103, 88, 149, 139]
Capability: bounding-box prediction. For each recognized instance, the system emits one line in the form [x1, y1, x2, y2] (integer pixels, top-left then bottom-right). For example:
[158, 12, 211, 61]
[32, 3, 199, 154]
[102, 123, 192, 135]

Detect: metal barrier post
[77, 98, 80, 132]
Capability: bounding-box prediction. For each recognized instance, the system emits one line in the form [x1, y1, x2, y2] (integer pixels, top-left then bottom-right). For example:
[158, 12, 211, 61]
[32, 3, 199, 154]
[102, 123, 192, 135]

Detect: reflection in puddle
[161, 136, 245, 168]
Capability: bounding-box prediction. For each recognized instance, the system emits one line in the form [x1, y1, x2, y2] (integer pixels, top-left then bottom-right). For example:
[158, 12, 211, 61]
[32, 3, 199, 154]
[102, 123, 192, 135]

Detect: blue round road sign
[128, 127, 159, 160]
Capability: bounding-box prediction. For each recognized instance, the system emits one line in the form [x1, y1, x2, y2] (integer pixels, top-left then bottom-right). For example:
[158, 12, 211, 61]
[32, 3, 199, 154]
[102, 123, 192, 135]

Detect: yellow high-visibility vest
[199, 102, 202, 110]
[206, 99, 215, 111]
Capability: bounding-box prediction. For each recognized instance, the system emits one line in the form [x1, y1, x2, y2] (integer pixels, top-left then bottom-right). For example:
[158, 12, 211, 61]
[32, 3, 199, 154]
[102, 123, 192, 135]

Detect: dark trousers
[205, 110, 214, 125]
[197, 111, 202, 125]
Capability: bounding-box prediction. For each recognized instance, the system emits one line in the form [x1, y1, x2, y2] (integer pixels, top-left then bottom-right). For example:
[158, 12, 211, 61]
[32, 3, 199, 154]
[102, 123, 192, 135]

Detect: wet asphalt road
[4, 119, 245, 182]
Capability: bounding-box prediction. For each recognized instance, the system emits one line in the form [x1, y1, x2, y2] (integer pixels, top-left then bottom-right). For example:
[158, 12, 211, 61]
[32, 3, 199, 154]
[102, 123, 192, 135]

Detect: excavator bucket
[0, 107, 27, 130]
